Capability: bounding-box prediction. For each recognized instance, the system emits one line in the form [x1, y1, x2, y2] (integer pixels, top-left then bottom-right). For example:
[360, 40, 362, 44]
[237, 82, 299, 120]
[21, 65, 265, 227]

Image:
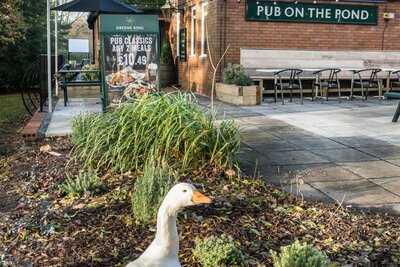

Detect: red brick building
[169, 0, 400, 95]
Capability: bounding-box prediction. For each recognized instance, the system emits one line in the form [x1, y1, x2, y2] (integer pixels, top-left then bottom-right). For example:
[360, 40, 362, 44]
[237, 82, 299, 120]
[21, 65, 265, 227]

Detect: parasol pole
[47, 0, 53, 112]
[54, 0, 59, 96]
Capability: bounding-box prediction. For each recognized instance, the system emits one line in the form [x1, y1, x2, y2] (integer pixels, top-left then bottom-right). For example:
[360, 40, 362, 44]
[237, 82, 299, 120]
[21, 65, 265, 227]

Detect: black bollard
[393, 101, 400, 123]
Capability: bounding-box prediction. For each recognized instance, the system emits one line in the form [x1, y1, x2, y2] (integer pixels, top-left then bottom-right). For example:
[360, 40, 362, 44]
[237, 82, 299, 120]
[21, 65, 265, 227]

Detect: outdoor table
[58, 69, 101, 106]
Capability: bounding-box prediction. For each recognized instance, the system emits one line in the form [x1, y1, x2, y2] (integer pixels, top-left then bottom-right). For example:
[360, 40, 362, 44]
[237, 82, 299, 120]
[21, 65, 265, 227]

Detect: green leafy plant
[271, 240, 331, 267]
[193, 235, 245, 267]
[132, 159, 177, 224]
[81, 64, 100, 81]
[60, 171, 104, 197]
[70, 93, 240, 174]
[160, 38, 174, 65]
[223, 63, 253, 86]
[124, 0, 166, 8]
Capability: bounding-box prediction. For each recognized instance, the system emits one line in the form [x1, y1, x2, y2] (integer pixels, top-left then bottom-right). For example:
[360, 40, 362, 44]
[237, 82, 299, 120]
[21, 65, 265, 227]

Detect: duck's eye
[183, 189, 187, 193]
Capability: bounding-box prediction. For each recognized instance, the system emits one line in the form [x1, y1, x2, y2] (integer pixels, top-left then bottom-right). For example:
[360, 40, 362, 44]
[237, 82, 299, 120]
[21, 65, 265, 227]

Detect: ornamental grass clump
[70, 93, 240, 173]
[60, 171, 103, 197]
[271, 240, 331, 267]
[131, 159, 177, 224]
[193, 235, 245, 267]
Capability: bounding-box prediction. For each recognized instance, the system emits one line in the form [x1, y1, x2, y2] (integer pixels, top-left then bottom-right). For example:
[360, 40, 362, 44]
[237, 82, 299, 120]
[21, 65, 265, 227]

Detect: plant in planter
[216, 63, 261, 106]
[223, 63, 253, 86]
[81, 64, 100, 81]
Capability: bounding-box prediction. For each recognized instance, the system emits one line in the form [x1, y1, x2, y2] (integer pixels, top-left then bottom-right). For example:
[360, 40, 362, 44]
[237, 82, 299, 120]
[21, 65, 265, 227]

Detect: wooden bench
[58, 69, 101, 106]
[60, 80, 101, 106]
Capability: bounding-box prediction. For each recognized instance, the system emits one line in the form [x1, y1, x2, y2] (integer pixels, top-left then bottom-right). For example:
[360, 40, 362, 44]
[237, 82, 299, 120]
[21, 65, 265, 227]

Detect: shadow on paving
[237, 116, 400, 214]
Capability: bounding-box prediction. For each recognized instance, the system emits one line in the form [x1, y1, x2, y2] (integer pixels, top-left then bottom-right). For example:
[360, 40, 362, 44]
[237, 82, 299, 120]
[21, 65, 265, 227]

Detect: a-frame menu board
[99, 14, 160, 111]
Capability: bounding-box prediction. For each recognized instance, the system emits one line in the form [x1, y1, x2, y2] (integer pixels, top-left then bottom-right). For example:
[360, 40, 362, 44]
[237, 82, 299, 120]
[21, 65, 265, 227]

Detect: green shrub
[193, 235, 245, 267]
[160, 38, 174, 65]
[70, 93, 240, 173]
[223, 63, 253, 86]
[60, 171, 103, 197]
[132, 159, 176, 224]
[271, 240, 331, 267]
[81, 64, 100, 81]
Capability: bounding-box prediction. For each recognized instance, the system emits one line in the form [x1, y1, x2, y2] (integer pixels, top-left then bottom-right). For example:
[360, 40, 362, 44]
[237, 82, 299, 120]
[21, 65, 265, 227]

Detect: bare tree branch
[205, 15, 230, 110]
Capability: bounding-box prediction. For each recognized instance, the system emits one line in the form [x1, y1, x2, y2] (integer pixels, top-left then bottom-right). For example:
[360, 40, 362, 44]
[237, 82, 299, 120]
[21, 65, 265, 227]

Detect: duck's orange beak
[192, 191, 212, 204]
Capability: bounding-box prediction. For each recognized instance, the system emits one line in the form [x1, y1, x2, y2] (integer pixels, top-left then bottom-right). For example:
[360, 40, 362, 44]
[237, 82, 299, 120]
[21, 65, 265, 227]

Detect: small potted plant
[216, 63, 261, 105]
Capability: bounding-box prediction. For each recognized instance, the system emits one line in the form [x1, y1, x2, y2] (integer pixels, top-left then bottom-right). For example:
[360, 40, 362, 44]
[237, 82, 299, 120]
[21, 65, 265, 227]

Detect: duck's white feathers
[125, 183, 203, 267]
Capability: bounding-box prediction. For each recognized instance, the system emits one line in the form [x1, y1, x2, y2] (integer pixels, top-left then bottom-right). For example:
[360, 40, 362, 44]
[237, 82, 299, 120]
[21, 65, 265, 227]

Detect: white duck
[126, 183, 212, 267]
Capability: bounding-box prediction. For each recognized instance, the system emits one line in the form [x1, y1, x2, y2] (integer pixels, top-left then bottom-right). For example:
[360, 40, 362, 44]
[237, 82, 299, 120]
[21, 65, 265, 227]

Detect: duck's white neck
[153, 198, 180, 256]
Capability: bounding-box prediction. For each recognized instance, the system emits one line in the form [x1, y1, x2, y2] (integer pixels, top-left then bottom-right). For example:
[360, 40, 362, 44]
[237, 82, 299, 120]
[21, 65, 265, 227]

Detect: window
[201, 1, 208, 57]
[191, 6, 197, 56]
[176, 11, 180, 56]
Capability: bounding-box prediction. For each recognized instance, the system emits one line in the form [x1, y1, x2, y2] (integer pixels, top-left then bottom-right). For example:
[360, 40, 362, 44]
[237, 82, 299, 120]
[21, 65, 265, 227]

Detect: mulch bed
[0, 137, 400, 266]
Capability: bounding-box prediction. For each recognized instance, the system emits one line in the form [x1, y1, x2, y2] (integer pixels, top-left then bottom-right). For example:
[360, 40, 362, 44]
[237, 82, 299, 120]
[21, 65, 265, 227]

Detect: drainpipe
[381, 2, 389, 51]
[218, 0, 227, 82]
[223, 0, 227, 73]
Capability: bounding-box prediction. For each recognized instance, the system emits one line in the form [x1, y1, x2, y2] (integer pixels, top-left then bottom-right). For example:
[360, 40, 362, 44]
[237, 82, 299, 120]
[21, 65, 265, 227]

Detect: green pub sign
[246, 0, 378, 25]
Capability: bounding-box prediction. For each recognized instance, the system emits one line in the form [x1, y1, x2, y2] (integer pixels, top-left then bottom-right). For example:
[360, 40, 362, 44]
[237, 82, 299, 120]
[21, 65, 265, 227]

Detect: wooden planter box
[216, 83, 261, 106]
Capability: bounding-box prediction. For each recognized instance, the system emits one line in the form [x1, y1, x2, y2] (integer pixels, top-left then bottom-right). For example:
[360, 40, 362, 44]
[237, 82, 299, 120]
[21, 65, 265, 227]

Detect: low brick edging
[21, 111, 46, 140]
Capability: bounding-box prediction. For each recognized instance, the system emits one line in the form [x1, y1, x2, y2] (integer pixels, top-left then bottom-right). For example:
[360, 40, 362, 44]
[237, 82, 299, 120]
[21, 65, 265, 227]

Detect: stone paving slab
[264, 150, 331, 165]
[331, 136, 394, 148]
[310, 148, 378, 163]
[225, 99, 400, 213]
[310, 179, 400, 206]
[357, 145, 400, 160]
[388, 159, 400, 167]
[369, 177, 400, 197]
[286, 137, 348, 150]
[292, 164, 365, 183]
[340, 160, 400, 179]
[245, 139, 302, 152]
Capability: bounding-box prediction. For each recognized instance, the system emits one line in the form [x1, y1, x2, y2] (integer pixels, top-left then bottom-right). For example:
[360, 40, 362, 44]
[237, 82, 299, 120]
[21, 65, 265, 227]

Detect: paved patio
[225, 99, 400, 214]
[46, 98, 102, 136]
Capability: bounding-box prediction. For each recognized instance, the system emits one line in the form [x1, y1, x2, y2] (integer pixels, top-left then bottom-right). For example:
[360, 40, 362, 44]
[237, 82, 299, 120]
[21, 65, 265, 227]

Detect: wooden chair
[312, 68, 341, 101]
[274, 69, 303, 105]
[350, 68, 382, 100]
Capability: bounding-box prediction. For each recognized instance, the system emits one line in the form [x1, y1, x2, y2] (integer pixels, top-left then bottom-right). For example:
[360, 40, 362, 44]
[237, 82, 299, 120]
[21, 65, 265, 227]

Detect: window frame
[176, 11, 180, 57]
[200, 1, 208, 57]
[190, 6, 197, 57]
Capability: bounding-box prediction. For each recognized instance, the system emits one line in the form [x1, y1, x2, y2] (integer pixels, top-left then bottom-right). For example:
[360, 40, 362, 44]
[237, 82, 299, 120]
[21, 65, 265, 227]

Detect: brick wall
[171, 0, 400, 95]
[170, 0, 222, 95]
